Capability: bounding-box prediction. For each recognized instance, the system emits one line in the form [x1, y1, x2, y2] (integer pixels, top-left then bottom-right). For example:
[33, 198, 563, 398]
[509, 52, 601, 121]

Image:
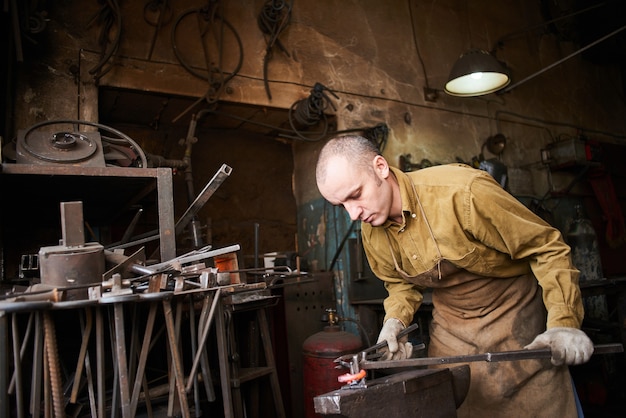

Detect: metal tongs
[334, 323, 421, 388]
[334, 323, 624, 389]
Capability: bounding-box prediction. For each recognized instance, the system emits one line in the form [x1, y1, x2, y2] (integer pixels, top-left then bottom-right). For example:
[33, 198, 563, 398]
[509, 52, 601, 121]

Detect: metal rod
[215, 301, 234, 418]
[361, 343, 624, 370]
[120, 208, 144, 244]
[96, 307, 105, 418]
[9, 311, 34, 394]
[84, 348, 98, 418]
[29, 312, 43, 417]
[362, 323, 419, 354]
[167, 299, 184, 416]
[185, 288, 222, 393]
[113, 303, 132, 418]
[71, 308, 93, 403]
[198, 294, 216, 402]
[130, 302, 158, 417]
[501, 25, 626, 94]
[0, 313, 12, 417]
[11, 314, 24, 418]
[162, 299, 190, 417]
[188, 297, 202, 417]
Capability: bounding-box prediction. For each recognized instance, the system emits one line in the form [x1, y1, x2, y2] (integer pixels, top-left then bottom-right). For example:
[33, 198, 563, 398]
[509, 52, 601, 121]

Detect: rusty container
[39, 242, 105, 300]
[302, 325, 362, 418]
[38, 201, 105, 300]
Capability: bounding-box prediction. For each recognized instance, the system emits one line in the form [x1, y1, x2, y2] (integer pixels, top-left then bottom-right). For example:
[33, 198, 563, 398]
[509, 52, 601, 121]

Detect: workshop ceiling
[95, 1, 626, 136]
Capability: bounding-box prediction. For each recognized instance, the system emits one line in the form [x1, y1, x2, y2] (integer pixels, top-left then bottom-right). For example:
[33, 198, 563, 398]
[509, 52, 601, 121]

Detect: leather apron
[385, 214, 577, 417]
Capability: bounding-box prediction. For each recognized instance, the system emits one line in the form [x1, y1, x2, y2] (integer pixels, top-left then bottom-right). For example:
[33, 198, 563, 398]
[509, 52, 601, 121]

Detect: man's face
[317, 155, 393, 226]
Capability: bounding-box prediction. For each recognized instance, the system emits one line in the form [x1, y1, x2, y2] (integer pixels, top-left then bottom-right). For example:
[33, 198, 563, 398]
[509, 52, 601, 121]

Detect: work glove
[376, 318, 413, 361]
[524, 327, 594, 366]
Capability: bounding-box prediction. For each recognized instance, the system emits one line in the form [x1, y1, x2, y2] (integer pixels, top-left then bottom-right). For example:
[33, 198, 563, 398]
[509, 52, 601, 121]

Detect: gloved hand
[376, 318, 413, 361]
[524, 327, 594, 366]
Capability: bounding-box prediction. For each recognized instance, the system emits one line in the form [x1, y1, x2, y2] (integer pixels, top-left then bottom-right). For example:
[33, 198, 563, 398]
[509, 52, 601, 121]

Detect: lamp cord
[408, 0, 430, 89]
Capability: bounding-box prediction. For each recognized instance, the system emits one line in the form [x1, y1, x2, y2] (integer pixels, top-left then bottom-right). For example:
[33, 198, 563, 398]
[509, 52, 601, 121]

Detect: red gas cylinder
[302, 316, 362, 418]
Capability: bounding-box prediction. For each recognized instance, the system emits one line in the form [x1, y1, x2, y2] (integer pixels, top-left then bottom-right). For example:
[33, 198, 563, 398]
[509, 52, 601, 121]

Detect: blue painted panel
[297, 198, 360, 335]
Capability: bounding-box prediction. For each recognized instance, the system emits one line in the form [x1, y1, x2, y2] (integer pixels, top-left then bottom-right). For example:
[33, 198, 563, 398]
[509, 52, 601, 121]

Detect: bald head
[316, 135, 381, 186]
[315, 135, 400, 225]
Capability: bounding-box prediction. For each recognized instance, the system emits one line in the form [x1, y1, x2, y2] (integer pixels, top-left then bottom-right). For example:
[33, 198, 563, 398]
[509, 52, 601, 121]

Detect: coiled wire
[288, 82, 338, 141]
[258, 0, 292, 100]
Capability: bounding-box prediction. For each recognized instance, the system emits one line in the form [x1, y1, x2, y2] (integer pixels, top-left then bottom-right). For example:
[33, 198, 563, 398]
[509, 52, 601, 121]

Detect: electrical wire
[170, 3, 244, 121]
[287, 82, 339, 141]
[329, 220, 356, 271]
[408, 0, 431, 90]
[258, 0, 293, 100]
[339, 316, 372, 347]
[87, 0, 122, 80]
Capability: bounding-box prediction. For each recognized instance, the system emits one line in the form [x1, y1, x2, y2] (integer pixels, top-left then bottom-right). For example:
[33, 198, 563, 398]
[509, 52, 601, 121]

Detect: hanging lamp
[444, 49, 510, 97]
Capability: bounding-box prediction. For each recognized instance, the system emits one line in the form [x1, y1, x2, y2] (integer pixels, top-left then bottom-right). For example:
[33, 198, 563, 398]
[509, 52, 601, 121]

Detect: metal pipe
[175, 163, 233, 235]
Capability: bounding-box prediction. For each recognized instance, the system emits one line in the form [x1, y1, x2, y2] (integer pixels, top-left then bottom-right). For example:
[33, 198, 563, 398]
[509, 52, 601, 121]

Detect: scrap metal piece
[175, 164, 232, 235]
[103, 247, 147, 280]
[39, 201, 105, 300]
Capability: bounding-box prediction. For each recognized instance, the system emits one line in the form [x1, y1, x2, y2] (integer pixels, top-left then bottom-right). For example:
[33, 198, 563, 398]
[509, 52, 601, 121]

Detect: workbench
[0, 279, 286, 418]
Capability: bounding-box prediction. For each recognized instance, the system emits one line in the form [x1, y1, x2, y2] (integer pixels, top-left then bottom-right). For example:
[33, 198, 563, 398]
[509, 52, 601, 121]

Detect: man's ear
[373, 155, 390, 178]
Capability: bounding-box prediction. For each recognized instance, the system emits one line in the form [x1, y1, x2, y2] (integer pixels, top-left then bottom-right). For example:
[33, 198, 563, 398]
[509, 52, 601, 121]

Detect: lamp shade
[444, 49, 510, 97]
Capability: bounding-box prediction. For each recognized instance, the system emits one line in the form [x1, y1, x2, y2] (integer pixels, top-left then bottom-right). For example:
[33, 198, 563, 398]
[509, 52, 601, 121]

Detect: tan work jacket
[361, 164, 582, 417]
[362, 164, 584, 330]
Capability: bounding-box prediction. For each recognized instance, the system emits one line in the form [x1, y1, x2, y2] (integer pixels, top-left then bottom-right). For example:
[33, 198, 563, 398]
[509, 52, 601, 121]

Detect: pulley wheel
[21, 131, 98, 163]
